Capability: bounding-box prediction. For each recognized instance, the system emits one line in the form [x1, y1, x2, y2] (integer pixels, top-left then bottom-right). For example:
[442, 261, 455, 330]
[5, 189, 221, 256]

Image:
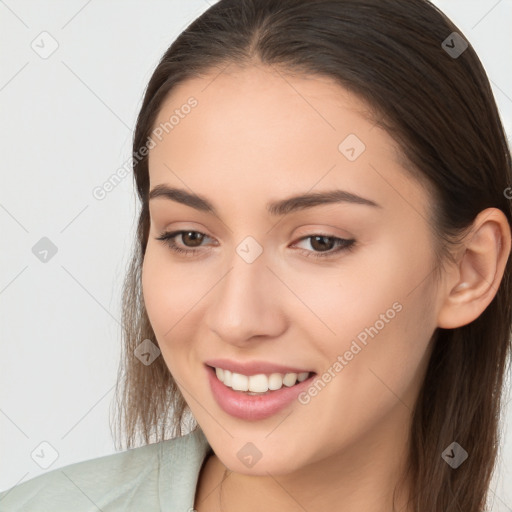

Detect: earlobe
[437, 208, 511, 329]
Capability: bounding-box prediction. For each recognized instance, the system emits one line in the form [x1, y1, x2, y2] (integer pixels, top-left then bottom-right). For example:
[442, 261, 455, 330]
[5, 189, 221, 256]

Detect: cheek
[141, 247, 167, 330]
[297, 279, 436, 461]
[142, 244, 197, 332]
[141, 251, 183, 381]
[306, 236, 437, 403]
[283, 234, 432, 350]
[141, 247, 186, 356]
[141, 244, 209, 371]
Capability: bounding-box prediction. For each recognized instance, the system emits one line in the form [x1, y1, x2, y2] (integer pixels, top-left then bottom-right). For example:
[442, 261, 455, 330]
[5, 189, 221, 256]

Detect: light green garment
[0, 428, 212, 512]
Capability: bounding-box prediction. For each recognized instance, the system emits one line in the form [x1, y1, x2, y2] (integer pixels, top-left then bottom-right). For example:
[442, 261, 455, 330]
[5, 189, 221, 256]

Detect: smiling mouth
[208, 365, 316, 395]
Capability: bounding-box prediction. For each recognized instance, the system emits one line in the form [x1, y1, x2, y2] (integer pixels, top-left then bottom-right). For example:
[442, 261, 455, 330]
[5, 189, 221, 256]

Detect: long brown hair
[111, 1, 512, 510]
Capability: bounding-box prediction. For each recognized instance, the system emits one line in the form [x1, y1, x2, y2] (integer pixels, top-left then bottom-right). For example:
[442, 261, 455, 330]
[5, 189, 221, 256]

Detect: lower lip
[206, 365, 316, 421]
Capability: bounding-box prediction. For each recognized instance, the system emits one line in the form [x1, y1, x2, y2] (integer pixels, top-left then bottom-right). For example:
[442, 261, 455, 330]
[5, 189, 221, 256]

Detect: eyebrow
[148, 185, 381, 216]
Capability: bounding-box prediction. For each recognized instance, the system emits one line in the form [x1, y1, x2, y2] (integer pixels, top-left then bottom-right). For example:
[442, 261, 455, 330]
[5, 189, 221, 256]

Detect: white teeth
[297, 372, 309, 382]
[249, 373, 268, 393]
[268, 373, 284, 390]
[283, 373, 298, 387]
[214, 367, 310, 392]
[231, 372, 249, 391]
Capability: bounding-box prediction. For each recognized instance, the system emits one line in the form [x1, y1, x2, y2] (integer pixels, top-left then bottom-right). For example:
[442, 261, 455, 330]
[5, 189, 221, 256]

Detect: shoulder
[0, 427, 211, 512]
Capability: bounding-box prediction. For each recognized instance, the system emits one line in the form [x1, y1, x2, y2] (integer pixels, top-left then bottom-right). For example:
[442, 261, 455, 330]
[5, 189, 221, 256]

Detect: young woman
[1, 1, 510, 511]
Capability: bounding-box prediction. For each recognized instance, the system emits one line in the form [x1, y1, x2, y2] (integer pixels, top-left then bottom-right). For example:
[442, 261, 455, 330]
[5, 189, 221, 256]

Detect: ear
[437, 207, 511, 329]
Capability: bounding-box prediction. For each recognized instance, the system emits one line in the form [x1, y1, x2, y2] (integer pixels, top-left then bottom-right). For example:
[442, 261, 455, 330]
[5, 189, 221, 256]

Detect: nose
[204, 250, 287, 346]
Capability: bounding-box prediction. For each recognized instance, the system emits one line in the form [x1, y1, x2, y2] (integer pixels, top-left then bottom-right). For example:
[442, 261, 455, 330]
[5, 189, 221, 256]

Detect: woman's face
[142, 65, 445, 476]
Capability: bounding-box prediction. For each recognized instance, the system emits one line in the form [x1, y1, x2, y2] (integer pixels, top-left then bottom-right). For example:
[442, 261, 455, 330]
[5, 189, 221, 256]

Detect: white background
[0, 0, 511, 509]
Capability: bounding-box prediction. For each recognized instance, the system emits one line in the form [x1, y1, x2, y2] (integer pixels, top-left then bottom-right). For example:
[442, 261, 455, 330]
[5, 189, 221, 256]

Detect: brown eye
[180, 231, 205, 247]
[155, 230, 212, 256]
[293, 235, 356, 259]
[309, 236, 337, 252]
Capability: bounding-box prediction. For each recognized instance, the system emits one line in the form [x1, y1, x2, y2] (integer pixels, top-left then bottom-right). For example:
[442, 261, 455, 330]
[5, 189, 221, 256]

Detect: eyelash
[155, 230, 356, 259]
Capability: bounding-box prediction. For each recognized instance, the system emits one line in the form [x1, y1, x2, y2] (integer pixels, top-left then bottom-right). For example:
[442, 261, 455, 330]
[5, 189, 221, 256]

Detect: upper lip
[205, 358, 314, 376]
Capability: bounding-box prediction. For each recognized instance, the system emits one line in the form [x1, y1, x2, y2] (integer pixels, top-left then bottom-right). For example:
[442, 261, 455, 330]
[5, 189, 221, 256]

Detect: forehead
[147, 64, 430, 218]
[152, 65, 386, 146]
